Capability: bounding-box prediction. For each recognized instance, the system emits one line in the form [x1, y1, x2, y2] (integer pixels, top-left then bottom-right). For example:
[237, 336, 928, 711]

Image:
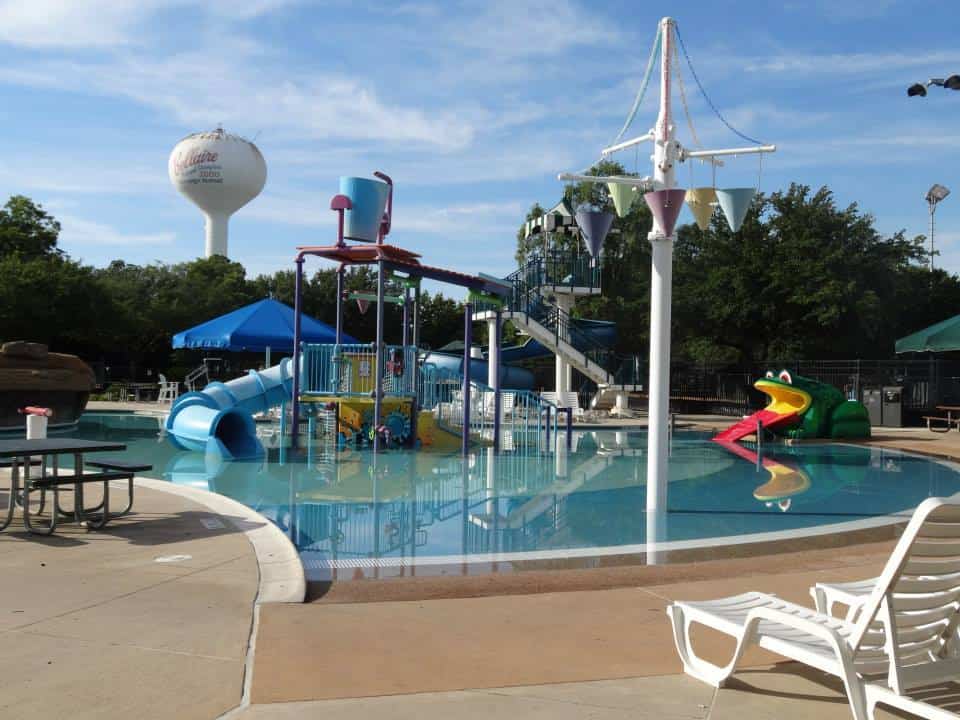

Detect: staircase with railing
[476, 250, 644, 397]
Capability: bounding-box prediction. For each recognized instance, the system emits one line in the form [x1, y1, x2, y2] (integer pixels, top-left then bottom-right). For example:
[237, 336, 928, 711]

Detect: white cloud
[57, 214, 176, 248]
[745, 50, 960, 76]
[0, 157, 164, 195]
[453, 0, 620, 58]
[0, 49, 474, 150]
[0, 0, 146, 49]
[0, 0, 299, 49]
[393, 201, 526, 235]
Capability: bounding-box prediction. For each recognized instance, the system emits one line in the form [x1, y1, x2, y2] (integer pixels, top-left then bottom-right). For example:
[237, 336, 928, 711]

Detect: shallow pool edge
[133, 476, 306, 603]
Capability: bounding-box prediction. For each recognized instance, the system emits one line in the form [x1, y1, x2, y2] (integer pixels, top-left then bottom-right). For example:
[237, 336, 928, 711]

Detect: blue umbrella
[172, 299, 357, 355]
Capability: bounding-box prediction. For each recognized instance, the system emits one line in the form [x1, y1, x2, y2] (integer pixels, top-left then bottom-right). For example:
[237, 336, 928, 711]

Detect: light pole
[907, 74, 960, 97]
[926, 184, 950, 271]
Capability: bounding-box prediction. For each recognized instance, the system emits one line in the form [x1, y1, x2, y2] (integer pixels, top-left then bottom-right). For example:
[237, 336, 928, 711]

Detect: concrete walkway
[0, 482, 259, 720]
[234, 666, 892, 719]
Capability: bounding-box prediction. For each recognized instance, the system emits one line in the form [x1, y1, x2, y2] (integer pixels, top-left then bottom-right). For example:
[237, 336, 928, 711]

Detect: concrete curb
[133, 477, 306, 604]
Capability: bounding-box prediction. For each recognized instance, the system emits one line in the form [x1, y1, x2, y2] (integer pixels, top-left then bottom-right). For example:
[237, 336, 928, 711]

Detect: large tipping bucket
[644, 188, 687, 237]
[339, 176, 389, 242]
[575, 206, 615, 258]
[607, 182, 638, 218]
[685, 187, 717, 231]
[715, 187, 756, 233]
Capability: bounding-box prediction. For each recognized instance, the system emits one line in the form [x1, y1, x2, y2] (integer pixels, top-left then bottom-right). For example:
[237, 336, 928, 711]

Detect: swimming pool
[71, 413, 960, 579]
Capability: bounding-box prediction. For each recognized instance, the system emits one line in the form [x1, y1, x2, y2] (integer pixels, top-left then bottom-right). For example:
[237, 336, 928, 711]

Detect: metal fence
[611, 358, 960, 418]
[419, 363, 558, 452]
[301, 343, 418, 398]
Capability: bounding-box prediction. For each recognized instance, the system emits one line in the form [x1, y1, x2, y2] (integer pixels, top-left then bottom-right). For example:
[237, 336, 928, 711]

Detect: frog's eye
[765, 371, 774, 378]
[779, 370, 793, 385]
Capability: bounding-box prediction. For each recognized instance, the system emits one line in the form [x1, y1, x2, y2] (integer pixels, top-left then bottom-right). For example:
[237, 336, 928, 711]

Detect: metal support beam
[492, 310, 502, 453]
[373, 260, 385, 453]
[601, 131, 654, 156]
[462, 303, 473, 456]
[335, 265, 344, 344]
[410, 284, 421, 448]
[291, 256, 304, 448]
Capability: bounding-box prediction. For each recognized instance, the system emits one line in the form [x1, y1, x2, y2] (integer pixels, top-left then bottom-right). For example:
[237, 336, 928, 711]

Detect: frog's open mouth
[753, 379, 812, 416]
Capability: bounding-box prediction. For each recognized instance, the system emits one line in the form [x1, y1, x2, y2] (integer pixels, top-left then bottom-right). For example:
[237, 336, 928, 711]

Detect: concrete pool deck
[5, 418, 960, 718]
[0, 481, 260, 719]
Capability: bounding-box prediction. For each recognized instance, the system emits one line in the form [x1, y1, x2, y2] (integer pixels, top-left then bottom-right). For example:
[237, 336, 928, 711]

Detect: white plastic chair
[157, 374, 179, 404]
[667, 498, 960, 720]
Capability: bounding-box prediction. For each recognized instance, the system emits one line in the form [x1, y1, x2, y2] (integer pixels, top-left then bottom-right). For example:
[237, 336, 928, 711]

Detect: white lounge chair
[667, 498, 960, 720]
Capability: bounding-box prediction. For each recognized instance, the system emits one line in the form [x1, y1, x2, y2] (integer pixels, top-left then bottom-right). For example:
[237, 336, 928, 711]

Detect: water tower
[168, 128, 267, 258]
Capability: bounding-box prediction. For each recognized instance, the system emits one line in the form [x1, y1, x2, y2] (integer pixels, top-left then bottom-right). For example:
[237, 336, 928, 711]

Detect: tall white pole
[930, 204, 935, 272]
[646, 17, 676, 515]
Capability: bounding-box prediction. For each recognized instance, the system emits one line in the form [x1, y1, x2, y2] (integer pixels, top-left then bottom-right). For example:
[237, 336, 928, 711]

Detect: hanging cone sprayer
[575, 205, 615, 258]
[715, 188, 756, 233]
[644, 189, 687, 237]
[607, 182, 638, 218]
[685, 187, 716, 231]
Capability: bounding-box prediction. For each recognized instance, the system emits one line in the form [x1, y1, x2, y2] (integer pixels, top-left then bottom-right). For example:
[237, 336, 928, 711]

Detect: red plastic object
[712, 408, 796, 444]
[19, 406, 53, 417]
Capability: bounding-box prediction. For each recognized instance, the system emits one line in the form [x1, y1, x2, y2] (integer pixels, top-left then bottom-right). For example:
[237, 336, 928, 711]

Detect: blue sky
[1, 0, 959, 297]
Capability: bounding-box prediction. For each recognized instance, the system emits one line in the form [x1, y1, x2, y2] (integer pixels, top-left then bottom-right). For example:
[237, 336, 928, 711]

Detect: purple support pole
[493, 309, 501, 454]
[335, 264, 345, 344]
[409, 284, 421, 448]
[566, 407, 573, 449]
[462, 303, 472, 456]
[291, 256, 304, 448]
[373, 260, 386, 453]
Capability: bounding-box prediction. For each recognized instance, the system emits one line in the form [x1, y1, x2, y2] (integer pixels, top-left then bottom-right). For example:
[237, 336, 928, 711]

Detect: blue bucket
[340, 176, 389, 242]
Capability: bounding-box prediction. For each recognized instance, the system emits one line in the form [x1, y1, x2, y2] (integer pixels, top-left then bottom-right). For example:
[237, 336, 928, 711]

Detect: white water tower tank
[168, 128, 267, 258]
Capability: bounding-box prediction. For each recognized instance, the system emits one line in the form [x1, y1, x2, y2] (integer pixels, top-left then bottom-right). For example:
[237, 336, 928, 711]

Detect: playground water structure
[77, 412, 960, 579]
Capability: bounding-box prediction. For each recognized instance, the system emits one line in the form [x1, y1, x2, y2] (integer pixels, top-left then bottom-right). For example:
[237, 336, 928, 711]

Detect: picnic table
[122, 382, 157, 402]
[924, 406, 960, 432]
[0, 438, 133, 535]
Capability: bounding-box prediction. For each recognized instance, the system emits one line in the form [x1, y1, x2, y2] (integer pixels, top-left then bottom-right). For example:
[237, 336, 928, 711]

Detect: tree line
[0, 195, 464, 380]
[518, 162, 959, 365]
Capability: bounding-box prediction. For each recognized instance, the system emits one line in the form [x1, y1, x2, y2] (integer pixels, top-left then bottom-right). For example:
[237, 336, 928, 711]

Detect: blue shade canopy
[172, 299, 357, 352]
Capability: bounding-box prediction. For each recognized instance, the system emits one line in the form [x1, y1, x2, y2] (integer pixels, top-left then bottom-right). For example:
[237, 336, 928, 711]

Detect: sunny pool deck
[4, 420, 960, 718]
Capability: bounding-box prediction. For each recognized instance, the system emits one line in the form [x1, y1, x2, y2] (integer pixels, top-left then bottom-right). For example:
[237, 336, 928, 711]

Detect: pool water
[70, 413, 960, 578]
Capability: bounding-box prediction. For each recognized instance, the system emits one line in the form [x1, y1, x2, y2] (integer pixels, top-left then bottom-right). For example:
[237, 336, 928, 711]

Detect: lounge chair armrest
[746, 606, 852, 654]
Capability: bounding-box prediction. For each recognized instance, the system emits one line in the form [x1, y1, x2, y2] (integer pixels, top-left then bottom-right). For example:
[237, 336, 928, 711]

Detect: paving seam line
[133, 478, 303, 718]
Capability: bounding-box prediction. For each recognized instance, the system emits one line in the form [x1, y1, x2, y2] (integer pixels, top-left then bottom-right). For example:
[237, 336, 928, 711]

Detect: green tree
[0, 195, 62, 258]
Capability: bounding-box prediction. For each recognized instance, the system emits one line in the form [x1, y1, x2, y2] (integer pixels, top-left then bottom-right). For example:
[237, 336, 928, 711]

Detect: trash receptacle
[863, 388, 882, 426]
[882, 386, 903, 427]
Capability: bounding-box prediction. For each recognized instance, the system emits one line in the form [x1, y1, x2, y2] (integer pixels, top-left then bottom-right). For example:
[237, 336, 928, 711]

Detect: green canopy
[896, 313, 960, 353]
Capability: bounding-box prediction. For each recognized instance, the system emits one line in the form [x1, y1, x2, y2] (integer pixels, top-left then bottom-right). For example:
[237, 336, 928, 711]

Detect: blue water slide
[420, 351, 535, 390]
[165, 359, 294, 458]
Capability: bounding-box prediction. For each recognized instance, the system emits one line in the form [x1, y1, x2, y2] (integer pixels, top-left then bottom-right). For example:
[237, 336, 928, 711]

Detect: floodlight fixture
[927, 184, 951, 205]
[926, 184, 951, 271]
[908, 75, 960, 96]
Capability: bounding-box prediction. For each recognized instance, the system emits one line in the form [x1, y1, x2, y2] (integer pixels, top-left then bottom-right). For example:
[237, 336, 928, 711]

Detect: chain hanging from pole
[675, 23, 766, 146]
[610, 24, 662, 146]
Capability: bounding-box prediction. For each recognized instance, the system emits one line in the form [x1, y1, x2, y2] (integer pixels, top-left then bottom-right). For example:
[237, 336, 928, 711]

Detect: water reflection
[71, 414, 960, 576]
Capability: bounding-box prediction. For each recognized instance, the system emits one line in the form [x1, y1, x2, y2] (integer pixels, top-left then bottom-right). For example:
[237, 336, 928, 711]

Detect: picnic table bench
[0, 439, 152, 536]
[923, 405, 960, 432]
